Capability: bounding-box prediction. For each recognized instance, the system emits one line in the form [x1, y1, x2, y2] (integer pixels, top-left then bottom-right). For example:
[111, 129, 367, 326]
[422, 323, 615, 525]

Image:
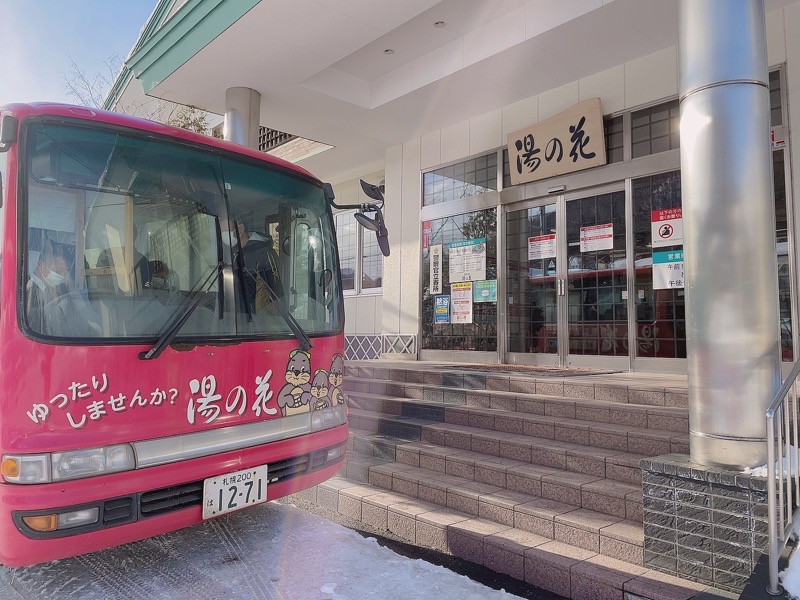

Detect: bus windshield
[22, 120, 341, 342]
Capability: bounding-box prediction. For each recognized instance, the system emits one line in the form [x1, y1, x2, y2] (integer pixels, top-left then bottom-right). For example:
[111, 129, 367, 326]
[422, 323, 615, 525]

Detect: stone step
[296, 474, 715, 600]
[346, 429, 642, 519]
[347, 406, 686, 484]
[347, 389, 689, 434]
[344, 364, 689, 409]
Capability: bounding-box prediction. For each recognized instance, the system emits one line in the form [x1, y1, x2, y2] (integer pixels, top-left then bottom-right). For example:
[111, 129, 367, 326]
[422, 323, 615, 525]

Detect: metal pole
[679, 0, 781, 468]
[224, 87, 261, 149]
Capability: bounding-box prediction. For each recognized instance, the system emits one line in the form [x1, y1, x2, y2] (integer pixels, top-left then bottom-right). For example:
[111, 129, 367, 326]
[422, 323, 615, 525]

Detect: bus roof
[0, 102, 318, 181]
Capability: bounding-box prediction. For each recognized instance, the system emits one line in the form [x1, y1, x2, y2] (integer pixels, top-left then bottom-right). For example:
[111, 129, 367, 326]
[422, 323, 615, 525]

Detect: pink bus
[0, 103, 353, 566]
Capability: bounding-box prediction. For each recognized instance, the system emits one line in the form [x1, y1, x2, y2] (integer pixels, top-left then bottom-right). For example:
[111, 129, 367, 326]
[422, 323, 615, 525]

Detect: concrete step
[329, 362, 747, 598]
[344, 363, 689, 409]
[346, 387, 689, 433]
[346, 429, 642, 521]
[297, 474, 719, 600]
[347, 407, 684, 485]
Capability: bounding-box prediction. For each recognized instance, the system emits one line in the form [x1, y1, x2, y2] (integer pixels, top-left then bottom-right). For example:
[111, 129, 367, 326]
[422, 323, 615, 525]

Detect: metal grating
[346, 335, 382, 360]
[258, 127, 297, 152]
[345, 334, 416, 360]
[383, 334, 416, 355]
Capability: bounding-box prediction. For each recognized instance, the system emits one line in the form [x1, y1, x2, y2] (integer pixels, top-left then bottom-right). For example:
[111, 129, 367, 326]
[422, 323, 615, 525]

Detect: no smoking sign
[651, 209, 683, 248]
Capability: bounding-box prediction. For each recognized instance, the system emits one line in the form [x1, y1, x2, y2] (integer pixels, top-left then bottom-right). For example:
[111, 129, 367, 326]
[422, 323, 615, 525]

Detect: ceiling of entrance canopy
[143, 0, 794, 181]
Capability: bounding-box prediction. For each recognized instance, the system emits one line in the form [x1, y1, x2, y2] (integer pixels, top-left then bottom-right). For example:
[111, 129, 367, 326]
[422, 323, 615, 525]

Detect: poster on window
[422, 221, 432, 249]
[528, 234, 557, 260]
[430, 244, 442, 294]
[448, 238, 486, 282]
[473, 280, 497, 303]
[450, 282, 473, 324]
[434, 295, 450, 324]
[579, 223, 613, 252]
[652, 249, 684, 289]
[651, 208, 683, 248]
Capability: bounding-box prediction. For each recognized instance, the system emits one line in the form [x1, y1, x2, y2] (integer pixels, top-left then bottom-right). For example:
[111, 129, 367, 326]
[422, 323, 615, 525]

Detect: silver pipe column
[224, 87, 261, 149]
[679, 0, 780, 469]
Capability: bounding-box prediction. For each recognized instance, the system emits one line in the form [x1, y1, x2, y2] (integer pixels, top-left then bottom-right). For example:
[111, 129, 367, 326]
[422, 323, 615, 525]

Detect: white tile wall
[420, 130, 441, 170]
[440, 121, 470, 164]
[579, 65, 625, 115]
[624, 47, 678, 107]
[538, 81, 580, 120]
[767, 8, 787, 66]
[470, 109, 503, 156]
[502, 96, 539, 137]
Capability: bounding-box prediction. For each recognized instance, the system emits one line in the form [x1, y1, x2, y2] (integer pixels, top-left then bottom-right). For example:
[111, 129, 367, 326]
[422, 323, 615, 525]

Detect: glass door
[563, 187, 629, 368]
[506, 201, 559, 365]
[505, 184, 628, 368]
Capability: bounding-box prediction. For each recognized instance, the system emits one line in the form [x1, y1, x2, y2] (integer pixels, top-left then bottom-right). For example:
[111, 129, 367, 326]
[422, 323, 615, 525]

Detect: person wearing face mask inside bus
[26, 234, 74, 334]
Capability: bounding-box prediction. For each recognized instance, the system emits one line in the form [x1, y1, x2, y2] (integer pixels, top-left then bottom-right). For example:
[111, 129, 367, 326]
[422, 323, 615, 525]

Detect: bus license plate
[202, 465, 268, 519]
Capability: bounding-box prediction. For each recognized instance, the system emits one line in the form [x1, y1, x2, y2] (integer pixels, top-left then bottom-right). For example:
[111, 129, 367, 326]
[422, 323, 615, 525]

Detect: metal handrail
[766, 358, 800, 595]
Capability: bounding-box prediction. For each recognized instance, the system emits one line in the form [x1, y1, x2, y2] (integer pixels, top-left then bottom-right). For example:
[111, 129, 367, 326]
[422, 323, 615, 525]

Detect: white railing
[766, 359, 800, 595]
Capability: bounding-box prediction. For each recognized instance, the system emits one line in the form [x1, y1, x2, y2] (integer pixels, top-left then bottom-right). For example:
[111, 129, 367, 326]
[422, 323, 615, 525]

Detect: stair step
[313, 362, 732, 599]
[301, 475, 711, 600]
[347, 389, 689, 434]
[347, 409, 683, 483]
[344, 370, 689, 409]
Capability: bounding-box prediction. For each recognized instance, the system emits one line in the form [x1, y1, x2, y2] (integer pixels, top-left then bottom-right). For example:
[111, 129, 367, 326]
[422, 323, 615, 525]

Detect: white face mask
[149, 276, 166, 289]
[45, 271, 65, 287]
[222, 232, 238, 247]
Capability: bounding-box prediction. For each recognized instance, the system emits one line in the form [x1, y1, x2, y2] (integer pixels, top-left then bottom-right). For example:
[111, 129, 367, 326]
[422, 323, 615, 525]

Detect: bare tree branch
[62, 54, 213, 135]
[62, 53, 122, 108]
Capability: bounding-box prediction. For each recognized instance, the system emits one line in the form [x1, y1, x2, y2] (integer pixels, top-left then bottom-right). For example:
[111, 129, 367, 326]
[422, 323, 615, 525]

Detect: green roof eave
[126, 0, 260, 95]
[103, 0, 175, 110]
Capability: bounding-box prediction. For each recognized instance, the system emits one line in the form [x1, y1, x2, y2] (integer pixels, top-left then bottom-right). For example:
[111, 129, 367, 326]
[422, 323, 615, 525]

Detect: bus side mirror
[357, 179, 390, 257]
[354, 206, 390, 257]
[0, 115, 18, 153]
[324, 180, 391, 257]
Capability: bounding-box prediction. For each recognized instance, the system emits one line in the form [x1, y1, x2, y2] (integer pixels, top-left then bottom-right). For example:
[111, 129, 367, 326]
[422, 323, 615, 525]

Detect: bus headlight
[51, 445, 136, 481]
[2, 444, 136, 483]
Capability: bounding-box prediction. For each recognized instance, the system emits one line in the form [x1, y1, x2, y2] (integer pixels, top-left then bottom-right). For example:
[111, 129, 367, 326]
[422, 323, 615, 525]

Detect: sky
[1, 1, 160, 107]
[0, 500, 532, 600]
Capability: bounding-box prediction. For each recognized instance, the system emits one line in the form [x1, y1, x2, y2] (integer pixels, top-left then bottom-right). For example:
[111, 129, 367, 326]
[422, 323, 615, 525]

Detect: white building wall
[397, 139, 422, 337]
[381, 33, 797, 356]
[331, 171, 385, 339]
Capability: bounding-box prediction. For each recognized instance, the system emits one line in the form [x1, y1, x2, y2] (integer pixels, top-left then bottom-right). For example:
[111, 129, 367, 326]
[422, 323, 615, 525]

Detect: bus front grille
[138, 446, 341, 518]
[140, 482, 204, 516]
[103, 496, 135, 525]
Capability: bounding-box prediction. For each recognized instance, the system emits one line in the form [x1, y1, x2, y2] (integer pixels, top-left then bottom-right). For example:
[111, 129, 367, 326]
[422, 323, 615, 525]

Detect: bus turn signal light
[1, 458, 19, 479]
[21, 514, 58, 532]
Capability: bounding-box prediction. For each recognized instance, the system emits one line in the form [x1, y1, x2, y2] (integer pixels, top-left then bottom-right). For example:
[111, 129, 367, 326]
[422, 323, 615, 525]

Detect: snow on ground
[0, 501, 528, 600]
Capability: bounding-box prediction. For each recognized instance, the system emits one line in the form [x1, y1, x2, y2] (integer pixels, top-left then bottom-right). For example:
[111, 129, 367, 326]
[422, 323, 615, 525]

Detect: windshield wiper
[264, 283, 313, 352]
[139, 262, 223, 360]
[228, 227, 312, 352]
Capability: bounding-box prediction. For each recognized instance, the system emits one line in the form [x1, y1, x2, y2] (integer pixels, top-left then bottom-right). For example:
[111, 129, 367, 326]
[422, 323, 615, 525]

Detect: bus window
[22, 121, 341, 341]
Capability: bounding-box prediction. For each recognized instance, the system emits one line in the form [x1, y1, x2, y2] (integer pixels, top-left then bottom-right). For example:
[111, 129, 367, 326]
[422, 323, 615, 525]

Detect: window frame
[334, 209, 382, 296]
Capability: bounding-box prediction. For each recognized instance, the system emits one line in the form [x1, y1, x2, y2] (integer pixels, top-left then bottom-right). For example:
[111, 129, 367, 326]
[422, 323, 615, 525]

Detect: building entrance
[506, 184, 633, 369]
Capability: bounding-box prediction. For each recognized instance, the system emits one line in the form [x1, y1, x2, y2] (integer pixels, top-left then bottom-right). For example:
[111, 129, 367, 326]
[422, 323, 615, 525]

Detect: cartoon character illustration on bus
[277, 349, 312, 416]
[328, 353, 345, 406]
[309, 369, 331, 410]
